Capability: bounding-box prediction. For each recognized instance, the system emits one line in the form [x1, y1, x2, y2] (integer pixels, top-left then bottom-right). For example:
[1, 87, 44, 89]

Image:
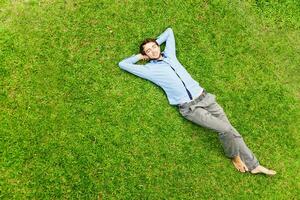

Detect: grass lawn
[1, 0, 299, 199]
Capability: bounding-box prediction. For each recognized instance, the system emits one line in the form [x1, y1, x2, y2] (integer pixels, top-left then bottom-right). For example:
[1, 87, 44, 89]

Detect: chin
[149, 53, 160, 60]
[154, 54, 161, 59]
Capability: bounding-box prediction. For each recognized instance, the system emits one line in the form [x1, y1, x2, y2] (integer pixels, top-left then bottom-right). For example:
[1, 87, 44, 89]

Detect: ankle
[232, 155, 241, 161]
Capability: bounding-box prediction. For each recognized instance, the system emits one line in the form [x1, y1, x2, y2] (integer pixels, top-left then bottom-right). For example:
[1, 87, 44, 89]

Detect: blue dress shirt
[118, 28, 204, 105]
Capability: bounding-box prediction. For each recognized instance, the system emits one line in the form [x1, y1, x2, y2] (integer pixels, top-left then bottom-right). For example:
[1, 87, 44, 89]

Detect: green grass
[1, 0, 299, 199]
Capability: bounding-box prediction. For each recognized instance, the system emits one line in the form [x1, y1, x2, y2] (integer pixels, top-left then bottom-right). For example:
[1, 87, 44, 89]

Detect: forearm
[156, 28, 176, 57]
[119, 54, 140, 69]
[118, 54, 151, 79]
[156, 28, 173, 45]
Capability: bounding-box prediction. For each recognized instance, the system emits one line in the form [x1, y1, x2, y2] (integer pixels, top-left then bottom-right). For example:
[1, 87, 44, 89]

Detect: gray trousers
[179, 93, 259, 171]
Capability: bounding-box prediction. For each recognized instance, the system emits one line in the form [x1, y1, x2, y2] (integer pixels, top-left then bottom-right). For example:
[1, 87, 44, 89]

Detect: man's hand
[137, 53, 149, 61]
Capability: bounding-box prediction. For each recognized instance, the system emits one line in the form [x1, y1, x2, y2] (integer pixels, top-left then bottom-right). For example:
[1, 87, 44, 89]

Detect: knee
[220, 126, 241, 138]
[223, 125, 233, 135]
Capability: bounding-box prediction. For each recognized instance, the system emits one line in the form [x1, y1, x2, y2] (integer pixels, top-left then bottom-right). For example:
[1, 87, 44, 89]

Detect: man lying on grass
[118, 27, 276, 175]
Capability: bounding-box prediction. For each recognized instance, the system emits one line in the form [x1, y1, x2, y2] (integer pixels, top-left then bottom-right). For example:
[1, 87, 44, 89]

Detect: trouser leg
[205, 98, 259, 170]
[179, 93, 259, 170]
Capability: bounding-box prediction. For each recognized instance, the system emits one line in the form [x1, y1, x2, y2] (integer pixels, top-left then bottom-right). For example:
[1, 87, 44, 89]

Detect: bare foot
[232, 156, 249, 173]
[251, 165, 276, 176]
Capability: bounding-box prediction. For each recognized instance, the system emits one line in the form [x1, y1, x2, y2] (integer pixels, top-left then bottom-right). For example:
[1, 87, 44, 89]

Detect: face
[143, 42, 161, 59]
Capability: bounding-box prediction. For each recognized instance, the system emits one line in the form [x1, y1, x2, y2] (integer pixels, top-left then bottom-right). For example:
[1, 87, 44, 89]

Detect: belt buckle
[200, 90, 207, 98]
[197, 90, 206, 102]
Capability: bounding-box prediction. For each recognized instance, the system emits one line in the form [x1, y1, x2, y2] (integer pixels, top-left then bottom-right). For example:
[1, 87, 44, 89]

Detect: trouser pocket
[179, 106, 192, 117]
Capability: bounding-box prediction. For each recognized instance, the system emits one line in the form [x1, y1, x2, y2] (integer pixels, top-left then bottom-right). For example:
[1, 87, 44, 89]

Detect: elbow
[167, 27, 173, 32]
[118, 61, 124, 69]
[166, 27, 174, 37]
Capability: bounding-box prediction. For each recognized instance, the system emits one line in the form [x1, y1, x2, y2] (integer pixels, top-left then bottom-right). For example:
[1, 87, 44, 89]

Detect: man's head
[140, 38, 161, 60]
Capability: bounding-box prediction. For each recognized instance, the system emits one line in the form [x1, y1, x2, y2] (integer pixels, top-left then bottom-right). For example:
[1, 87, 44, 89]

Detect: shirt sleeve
[118, 54, 152, 79]
[156, 27, 176, 57]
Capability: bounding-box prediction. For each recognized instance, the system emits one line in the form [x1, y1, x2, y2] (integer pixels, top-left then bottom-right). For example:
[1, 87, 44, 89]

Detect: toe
[267, 170, 276, 176]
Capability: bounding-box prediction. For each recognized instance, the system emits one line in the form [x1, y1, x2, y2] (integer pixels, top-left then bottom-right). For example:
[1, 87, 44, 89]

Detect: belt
[178, 90, 207, 109]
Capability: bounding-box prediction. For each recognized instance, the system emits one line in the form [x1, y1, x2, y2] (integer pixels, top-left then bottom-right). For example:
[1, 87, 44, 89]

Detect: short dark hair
[139, 38, 159, 55]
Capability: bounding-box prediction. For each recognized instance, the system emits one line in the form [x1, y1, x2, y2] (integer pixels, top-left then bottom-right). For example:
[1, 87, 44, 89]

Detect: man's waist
[178, 89, 207, 108]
